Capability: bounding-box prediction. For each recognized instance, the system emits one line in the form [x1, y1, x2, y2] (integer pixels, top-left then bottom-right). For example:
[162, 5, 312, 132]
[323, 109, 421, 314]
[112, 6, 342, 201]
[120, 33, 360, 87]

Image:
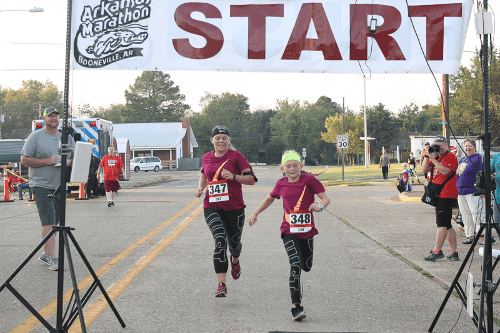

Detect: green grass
[308, 163, 408, 182]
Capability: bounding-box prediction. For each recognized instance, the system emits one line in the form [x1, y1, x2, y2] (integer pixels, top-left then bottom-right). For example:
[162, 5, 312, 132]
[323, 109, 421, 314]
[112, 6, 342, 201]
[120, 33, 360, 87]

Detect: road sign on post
[337, 135, 349, 149]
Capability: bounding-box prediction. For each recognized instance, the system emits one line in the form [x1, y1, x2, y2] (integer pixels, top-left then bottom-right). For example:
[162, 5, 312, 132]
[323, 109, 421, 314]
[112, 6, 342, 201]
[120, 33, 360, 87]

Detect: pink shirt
[270, 174, 326, 239]
[201, 150, 251, 210]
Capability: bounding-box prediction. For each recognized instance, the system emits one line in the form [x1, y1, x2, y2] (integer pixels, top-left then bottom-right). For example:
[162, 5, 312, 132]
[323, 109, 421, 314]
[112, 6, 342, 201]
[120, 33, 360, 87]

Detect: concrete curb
[399, 192, 423, 203]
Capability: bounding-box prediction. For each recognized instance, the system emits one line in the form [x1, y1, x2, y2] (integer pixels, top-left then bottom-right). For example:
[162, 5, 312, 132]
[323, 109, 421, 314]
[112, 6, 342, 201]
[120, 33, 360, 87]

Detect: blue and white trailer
[32, 118, 114, 194]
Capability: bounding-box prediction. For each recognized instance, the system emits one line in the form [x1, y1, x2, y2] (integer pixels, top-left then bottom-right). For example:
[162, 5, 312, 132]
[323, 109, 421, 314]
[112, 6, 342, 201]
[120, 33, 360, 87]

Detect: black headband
[211, 125, 230, 138]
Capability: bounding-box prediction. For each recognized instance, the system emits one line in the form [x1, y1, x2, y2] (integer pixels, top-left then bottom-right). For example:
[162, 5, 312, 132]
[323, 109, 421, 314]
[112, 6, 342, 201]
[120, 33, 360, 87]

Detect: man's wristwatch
[317, 203, 324, 211]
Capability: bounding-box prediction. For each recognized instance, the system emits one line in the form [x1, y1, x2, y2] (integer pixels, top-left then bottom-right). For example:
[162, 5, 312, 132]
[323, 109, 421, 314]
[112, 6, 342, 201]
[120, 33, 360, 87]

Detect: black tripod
[0, 0, 126, 331]
[0, 217, 126, 332]
[428, 214, 500, 332]
[429, 0, 494, 330]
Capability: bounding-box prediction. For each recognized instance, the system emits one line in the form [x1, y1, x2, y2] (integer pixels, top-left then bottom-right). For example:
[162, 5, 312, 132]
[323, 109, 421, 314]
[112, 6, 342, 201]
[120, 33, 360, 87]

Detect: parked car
[130, 156, 162, 172]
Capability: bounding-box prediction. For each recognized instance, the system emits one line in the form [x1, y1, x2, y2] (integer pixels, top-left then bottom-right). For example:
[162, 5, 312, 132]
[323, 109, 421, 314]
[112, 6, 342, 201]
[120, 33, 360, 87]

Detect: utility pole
[34, 102, 43, 119]
[342, 98, 345, 181]
[442, 75, 449, 142]
[363, 78, 368, 169]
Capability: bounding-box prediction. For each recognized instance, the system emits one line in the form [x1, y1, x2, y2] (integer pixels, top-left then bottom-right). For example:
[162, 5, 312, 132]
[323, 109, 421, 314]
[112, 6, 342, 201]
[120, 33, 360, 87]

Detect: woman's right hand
[195, 187, 204, 198]
[247, 214, 258, 226]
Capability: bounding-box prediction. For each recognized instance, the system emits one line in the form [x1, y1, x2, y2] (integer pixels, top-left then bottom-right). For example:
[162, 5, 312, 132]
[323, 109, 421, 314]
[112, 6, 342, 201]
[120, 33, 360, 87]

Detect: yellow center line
[10, 200, 200, 333]
[68, 204, 204, 332]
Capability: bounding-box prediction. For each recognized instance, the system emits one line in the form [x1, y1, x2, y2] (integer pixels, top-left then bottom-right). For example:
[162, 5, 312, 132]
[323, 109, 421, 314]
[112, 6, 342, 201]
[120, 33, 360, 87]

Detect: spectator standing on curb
[247, 150, 330, 321]
[20, 107, 74, 271]
[86, 155, 100, 198]
[97, 147, 124, 207]
[194, 125, 257, 297]
[379, 150, 390, 180]
[421, 142, 431, 181]
[490, 152, 500, 231]
[457, 139, 485, 244]
[408, 152, 420, 183]
[422, 136, 459, 262]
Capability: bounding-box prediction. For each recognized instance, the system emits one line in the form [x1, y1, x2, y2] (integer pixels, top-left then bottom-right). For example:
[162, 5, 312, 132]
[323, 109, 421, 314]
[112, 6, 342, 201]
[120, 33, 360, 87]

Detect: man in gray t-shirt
[379, 151, 390, 180]
[21, 107, 74, 271]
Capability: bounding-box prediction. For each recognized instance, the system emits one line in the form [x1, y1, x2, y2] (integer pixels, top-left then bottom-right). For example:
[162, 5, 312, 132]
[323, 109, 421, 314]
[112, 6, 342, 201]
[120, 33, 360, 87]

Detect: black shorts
[435, 198, 457, 229]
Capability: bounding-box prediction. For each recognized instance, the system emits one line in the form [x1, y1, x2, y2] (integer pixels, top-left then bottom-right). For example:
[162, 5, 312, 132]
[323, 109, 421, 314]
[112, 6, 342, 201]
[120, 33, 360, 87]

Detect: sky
[0, 0, 493, 115]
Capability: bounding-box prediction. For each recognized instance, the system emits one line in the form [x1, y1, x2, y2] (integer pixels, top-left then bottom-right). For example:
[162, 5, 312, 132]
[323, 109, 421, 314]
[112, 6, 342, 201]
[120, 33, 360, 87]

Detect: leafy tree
[448, 49, 500, 143]
[190, 92, 252, 157]
[92, 104, 127, 123]
[366, 103, 398, 161]
[268, 97, 340, 165]
[1, 80, 62, 139]
[124, 71, 189, 123]
[71, 102, 93, 119]
[322, 112, 364, 164]
[397, 103, 420, 132]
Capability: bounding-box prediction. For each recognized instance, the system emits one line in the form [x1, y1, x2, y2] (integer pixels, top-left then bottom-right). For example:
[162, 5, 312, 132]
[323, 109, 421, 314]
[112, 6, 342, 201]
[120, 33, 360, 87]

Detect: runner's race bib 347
[208, 180, 229, 202]
[289, 210, 312, 233]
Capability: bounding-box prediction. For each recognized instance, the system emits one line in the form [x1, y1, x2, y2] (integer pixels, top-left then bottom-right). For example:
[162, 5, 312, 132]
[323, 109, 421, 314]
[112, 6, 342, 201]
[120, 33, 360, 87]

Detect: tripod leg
[429, 226, 484, 332]
[0, 229, 56, 294]
[66, 229, 126, 328]
[62, 230, 87, 333]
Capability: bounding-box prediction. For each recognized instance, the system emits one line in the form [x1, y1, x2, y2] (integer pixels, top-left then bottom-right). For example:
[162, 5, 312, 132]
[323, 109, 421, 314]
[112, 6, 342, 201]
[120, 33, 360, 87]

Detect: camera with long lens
[427, 144, 441, 154]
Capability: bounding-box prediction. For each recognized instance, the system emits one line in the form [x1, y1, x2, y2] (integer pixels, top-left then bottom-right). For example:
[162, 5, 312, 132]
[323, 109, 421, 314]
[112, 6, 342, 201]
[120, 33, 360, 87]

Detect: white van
[130, 156, 163, 172]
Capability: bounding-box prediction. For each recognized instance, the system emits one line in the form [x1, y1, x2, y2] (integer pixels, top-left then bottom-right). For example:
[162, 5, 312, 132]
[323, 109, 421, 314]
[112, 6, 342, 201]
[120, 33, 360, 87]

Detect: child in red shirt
[248, 150, 330, 321]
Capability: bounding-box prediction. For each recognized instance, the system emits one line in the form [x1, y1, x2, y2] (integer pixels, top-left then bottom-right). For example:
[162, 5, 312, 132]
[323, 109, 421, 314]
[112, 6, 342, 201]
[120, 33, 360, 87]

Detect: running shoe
[215, 282, 227, 297]
[424, 250, 445, 261]
[111, 201, 115, 206]
[291, 304, 306, 321]
[108, 201, 112, 207]
[50, 257, 59, 271]
[230, 255, 241, 280]
[39, 252, 50, 266]
[447, 252, 459, 261]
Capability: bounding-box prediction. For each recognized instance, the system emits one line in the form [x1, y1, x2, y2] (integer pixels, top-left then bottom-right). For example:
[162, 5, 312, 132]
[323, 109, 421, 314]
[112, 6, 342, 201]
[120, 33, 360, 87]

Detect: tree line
[0, 49, 498, 164]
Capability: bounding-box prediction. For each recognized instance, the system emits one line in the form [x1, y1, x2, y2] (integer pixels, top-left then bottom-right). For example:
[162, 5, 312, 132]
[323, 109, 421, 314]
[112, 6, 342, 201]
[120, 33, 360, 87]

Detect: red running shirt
[99, 155, 124, 181]
[432, 152, 458, 199]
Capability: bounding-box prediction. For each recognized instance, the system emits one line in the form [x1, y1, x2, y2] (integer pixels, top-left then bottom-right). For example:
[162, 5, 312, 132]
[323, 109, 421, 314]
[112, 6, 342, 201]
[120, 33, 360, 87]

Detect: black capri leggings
[204, 207, 245, 274]
[282, 234, 314, 304]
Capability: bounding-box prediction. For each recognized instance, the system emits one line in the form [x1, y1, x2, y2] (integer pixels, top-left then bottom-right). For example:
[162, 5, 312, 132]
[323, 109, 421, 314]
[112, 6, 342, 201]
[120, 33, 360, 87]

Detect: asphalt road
[0, 166, 484, 332]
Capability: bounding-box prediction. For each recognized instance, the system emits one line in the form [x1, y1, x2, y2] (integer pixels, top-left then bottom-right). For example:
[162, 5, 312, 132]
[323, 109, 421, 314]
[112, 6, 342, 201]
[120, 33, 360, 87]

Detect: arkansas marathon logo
[74, 0, 150, 68]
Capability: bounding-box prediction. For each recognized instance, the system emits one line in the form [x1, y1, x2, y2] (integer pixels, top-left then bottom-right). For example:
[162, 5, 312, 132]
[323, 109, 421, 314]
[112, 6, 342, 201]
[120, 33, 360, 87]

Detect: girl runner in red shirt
[195, 125, 258, 297]
[247, 150, 330, 321]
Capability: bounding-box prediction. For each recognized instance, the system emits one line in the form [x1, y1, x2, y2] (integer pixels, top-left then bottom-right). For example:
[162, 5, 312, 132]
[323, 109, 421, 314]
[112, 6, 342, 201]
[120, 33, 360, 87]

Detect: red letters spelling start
[172, 3, 462, 61]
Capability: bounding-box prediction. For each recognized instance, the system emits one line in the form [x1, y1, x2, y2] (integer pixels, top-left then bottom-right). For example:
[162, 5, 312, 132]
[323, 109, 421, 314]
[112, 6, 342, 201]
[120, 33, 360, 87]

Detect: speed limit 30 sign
[337, 135, 349, 149]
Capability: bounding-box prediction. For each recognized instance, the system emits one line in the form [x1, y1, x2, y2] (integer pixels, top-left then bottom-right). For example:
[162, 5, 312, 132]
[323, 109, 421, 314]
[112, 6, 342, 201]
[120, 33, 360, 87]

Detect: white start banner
[70, 0, 473, 74]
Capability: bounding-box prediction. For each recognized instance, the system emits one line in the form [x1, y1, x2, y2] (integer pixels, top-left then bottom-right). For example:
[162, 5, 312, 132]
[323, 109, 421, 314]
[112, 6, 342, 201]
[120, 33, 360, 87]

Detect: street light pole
[363, 77, 368, 169]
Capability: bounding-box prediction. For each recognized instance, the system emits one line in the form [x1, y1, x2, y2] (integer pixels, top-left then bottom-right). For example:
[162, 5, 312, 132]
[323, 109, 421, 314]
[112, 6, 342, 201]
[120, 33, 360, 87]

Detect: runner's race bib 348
[208, 180, 229, 202]
[289, 210, 312, 233]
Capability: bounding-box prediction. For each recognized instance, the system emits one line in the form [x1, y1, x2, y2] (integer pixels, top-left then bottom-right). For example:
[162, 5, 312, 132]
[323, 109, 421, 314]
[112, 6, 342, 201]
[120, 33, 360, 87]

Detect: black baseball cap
[43, 107, 59, 117]
[434, 136, 447, 143]
[211, 125, 230, 138]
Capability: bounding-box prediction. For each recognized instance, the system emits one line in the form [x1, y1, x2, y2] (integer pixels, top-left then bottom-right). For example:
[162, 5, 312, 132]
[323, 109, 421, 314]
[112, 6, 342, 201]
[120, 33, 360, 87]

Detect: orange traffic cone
[2, 165, 14, 203]
[75, 183, 88, 200]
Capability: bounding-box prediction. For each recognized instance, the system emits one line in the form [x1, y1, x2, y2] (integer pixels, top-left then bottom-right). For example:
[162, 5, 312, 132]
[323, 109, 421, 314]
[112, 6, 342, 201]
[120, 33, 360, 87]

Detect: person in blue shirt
[490, 149, 500, 228]
[457, 139, 484, 244]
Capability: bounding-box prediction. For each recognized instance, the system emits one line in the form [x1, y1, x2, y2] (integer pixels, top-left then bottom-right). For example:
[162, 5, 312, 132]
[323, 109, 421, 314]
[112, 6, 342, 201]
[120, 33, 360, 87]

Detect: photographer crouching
[421, 136, 459, 262]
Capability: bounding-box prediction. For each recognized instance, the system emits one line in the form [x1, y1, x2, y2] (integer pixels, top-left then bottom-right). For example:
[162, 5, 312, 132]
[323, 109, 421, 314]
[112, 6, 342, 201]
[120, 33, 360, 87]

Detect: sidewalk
[398, 181, 425, 203]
